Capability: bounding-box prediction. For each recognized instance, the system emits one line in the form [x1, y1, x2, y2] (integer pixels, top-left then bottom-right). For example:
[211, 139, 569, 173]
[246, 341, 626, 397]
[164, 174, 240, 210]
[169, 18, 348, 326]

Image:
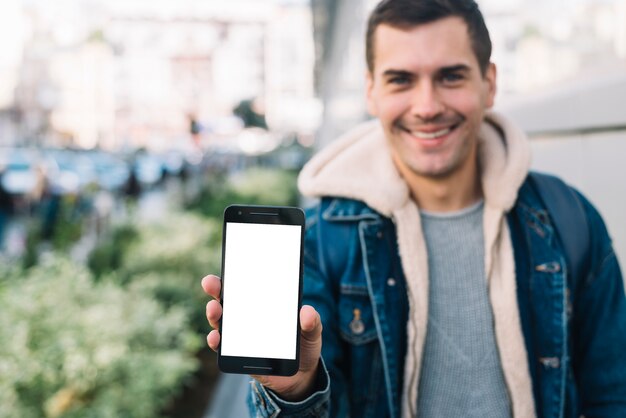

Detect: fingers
[202, 274, 223, 353]
[201, 274, 221, 299]
[298, 305, 322, 374]
[300, 305, 322, 342]
[207, 329, 221, 352]
[206, 299, 222, 330]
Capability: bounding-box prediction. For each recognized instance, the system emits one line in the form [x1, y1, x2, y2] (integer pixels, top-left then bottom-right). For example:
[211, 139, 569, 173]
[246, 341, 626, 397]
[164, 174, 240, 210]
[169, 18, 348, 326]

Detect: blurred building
[0, 0, 316, 151]
[265, 4, 320, 134]
[0, 0, 25, 110]
[49, 40, 116, 149]
[13, 30, 58, 146]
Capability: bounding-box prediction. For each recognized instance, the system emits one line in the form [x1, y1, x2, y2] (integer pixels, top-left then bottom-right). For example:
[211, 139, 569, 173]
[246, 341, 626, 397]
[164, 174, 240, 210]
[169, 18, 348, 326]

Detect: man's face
[366, 17, 496, 180]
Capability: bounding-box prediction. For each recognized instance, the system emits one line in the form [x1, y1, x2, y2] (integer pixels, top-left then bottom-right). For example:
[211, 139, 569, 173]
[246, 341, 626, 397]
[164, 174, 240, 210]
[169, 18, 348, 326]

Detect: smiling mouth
[411, 127, 453, 139]
[400, 123, 460, 140]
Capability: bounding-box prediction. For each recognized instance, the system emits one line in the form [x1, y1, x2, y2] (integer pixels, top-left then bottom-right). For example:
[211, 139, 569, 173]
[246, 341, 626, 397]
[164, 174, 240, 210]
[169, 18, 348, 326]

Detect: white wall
[530, 131, 626, 269]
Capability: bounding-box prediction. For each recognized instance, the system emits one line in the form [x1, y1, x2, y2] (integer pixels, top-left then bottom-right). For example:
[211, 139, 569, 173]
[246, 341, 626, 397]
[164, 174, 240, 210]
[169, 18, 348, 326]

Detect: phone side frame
[217, 204, 305, 376]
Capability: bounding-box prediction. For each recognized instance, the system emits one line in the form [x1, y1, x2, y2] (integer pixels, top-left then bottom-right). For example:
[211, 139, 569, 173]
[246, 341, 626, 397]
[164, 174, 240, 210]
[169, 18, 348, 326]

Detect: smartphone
[218, 204, 305, 376]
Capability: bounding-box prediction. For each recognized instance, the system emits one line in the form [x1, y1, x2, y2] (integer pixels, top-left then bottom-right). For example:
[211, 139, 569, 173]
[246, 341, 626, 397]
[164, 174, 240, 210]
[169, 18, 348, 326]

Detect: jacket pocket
[338, 284, 378, 345]
[338, 283, 384, 412]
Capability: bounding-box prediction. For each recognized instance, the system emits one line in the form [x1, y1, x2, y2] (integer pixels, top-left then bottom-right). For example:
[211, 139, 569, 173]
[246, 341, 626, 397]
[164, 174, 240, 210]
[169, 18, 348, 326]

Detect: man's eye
[441, 73, 463, 83]
[389, 76, 410, 85]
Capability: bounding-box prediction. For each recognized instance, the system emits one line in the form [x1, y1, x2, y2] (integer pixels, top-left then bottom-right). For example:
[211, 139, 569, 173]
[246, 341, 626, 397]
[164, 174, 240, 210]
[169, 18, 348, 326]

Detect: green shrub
[228, 167, 299, 207]
[0, 258, 200, 418]
[49, 197, 84, 252]
[88, 213, 221, 333]
[120, 213, 220, 280]
[88, 224, 139, 279]
[188, 167, 299, 219]
[21, 196, 87, 269]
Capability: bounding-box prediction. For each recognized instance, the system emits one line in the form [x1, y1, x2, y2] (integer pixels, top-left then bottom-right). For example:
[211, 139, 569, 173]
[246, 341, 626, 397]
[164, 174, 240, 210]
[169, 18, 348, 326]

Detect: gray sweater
[417, 201, 511, 417]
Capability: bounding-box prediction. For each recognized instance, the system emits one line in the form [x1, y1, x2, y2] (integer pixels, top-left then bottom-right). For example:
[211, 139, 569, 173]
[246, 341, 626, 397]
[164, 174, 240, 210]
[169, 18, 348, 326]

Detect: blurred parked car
[84, 151, 130, 192]
[134, 153, 163, 187]
[0, 147, 44, 211]
[159, 150, 185, 176]
[44, 149, 98, 195]
[0, 148, 40, 196]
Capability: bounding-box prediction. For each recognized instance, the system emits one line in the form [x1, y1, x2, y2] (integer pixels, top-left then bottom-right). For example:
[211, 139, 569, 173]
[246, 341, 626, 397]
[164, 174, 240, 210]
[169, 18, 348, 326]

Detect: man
[202, 0, 626, 416]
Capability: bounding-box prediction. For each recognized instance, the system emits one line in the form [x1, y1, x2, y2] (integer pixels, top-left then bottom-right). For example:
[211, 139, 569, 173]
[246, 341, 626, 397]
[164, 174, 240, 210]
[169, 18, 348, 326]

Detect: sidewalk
[204, 373, 250, 418]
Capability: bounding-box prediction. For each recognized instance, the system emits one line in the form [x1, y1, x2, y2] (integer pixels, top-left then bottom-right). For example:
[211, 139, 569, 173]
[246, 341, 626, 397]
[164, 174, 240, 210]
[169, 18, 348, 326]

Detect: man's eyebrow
[439, 64, 471, 73]
[381, 69, 413, 78]
[381, 65, 472, 78]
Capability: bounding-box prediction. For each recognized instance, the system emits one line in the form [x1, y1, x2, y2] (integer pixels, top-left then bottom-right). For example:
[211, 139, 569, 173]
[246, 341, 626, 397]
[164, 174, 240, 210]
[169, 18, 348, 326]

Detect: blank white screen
[221, 222, 301, 359]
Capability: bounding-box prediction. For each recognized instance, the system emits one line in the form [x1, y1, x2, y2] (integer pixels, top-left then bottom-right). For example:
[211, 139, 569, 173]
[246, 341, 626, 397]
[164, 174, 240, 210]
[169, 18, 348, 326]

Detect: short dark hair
[365, 0, 492, 75]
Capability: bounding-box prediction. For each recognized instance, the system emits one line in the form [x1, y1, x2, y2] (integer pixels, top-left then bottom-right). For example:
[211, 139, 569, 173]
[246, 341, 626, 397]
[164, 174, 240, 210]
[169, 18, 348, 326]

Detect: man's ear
[484, 62, 497, 109]
[365, 71, 378, 116]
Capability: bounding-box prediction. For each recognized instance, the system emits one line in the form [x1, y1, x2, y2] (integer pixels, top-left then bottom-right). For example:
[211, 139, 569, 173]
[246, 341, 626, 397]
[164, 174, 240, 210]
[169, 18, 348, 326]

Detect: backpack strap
[528, 171, 590, 284]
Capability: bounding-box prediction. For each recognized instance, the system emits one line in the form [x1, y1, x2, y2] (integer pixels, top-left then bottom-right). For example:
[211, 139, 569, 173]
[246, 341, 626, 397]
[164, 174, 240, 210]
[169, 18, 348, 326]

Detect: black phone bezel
[217, 204, 305, 376]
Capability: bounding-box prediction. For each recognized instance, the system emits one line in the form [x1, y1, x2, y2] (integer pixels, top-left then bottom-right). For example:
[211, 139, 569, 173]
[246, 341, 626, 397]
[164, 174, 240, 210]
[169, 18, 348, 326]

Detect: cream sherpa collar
[299, 112, 528, 214]
[299, 111, 536, 418]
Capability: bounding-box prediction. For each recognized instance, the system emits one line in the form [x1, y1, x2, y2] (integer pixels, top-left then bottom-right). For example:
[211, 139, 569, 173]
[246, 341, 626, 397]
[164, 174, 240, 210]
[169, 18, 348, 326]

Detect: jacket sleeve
[246, 359, 330, 417]
[247, 204, 349, 417]
[571, 191, 626, 416]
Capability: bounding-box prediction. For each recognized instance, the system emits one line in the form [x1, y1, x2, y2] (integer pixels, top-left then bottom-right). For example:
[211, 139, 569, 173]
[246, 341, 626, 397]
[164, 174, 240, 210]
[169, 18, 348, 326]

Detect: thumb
[300, 305, 322, 341]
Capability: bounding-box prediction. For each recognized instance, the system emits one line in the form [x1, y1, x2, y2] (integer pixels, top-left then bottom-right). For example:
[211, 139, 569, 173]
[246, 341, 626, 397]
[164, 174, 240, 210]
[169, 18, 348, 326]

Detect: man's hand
[201, 274, 323, 401]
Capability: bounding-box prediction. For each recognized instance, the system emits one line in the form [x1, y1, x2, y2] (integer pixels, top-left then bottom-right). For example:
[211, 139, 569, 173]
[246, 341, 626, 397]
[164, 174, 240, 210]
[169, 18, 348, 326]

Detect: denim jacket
[248, 175, 626, 417]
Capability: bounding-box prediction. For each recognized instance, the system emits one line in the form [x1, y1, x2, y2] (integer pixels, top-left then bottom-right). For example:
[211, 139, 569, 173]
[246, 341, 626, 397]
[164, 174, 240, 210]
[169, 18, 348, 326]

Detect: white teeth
[411, 127, 451, 139]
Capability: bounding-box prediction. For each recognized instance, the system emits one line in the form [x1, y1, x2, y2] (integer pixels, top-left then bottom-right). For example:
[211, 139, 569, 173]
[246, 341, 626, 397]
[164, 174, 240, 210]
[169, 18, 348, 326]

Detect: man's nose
[410, 82, 444, 121]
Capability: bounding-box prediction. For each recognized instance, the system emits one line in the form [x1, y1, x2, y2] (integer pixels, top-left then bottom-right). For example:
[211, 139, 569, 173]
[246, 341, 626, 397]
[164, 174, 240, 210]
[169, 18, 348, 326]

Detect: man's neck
[393, 155, 483, 213]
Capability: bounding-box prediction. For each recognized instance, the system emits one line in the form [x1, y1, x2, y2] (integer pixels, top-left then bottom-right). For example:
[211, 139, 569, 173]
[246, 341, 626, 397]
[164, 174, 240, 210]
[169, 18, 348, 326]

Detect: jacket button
[539, 357, 560, 368]
[350, 308, 365, 335]
[376, 231, 383, 239]
[535, 262, 561, 273]
[387, 278, 396, 286]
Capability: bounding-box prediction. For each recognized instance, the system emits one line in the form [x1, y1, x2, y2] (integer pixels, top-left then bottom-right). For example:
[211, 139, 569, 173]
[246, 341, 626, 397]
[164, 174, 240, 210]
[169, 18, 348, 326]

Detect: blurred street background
[0, 0, 624, 417]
